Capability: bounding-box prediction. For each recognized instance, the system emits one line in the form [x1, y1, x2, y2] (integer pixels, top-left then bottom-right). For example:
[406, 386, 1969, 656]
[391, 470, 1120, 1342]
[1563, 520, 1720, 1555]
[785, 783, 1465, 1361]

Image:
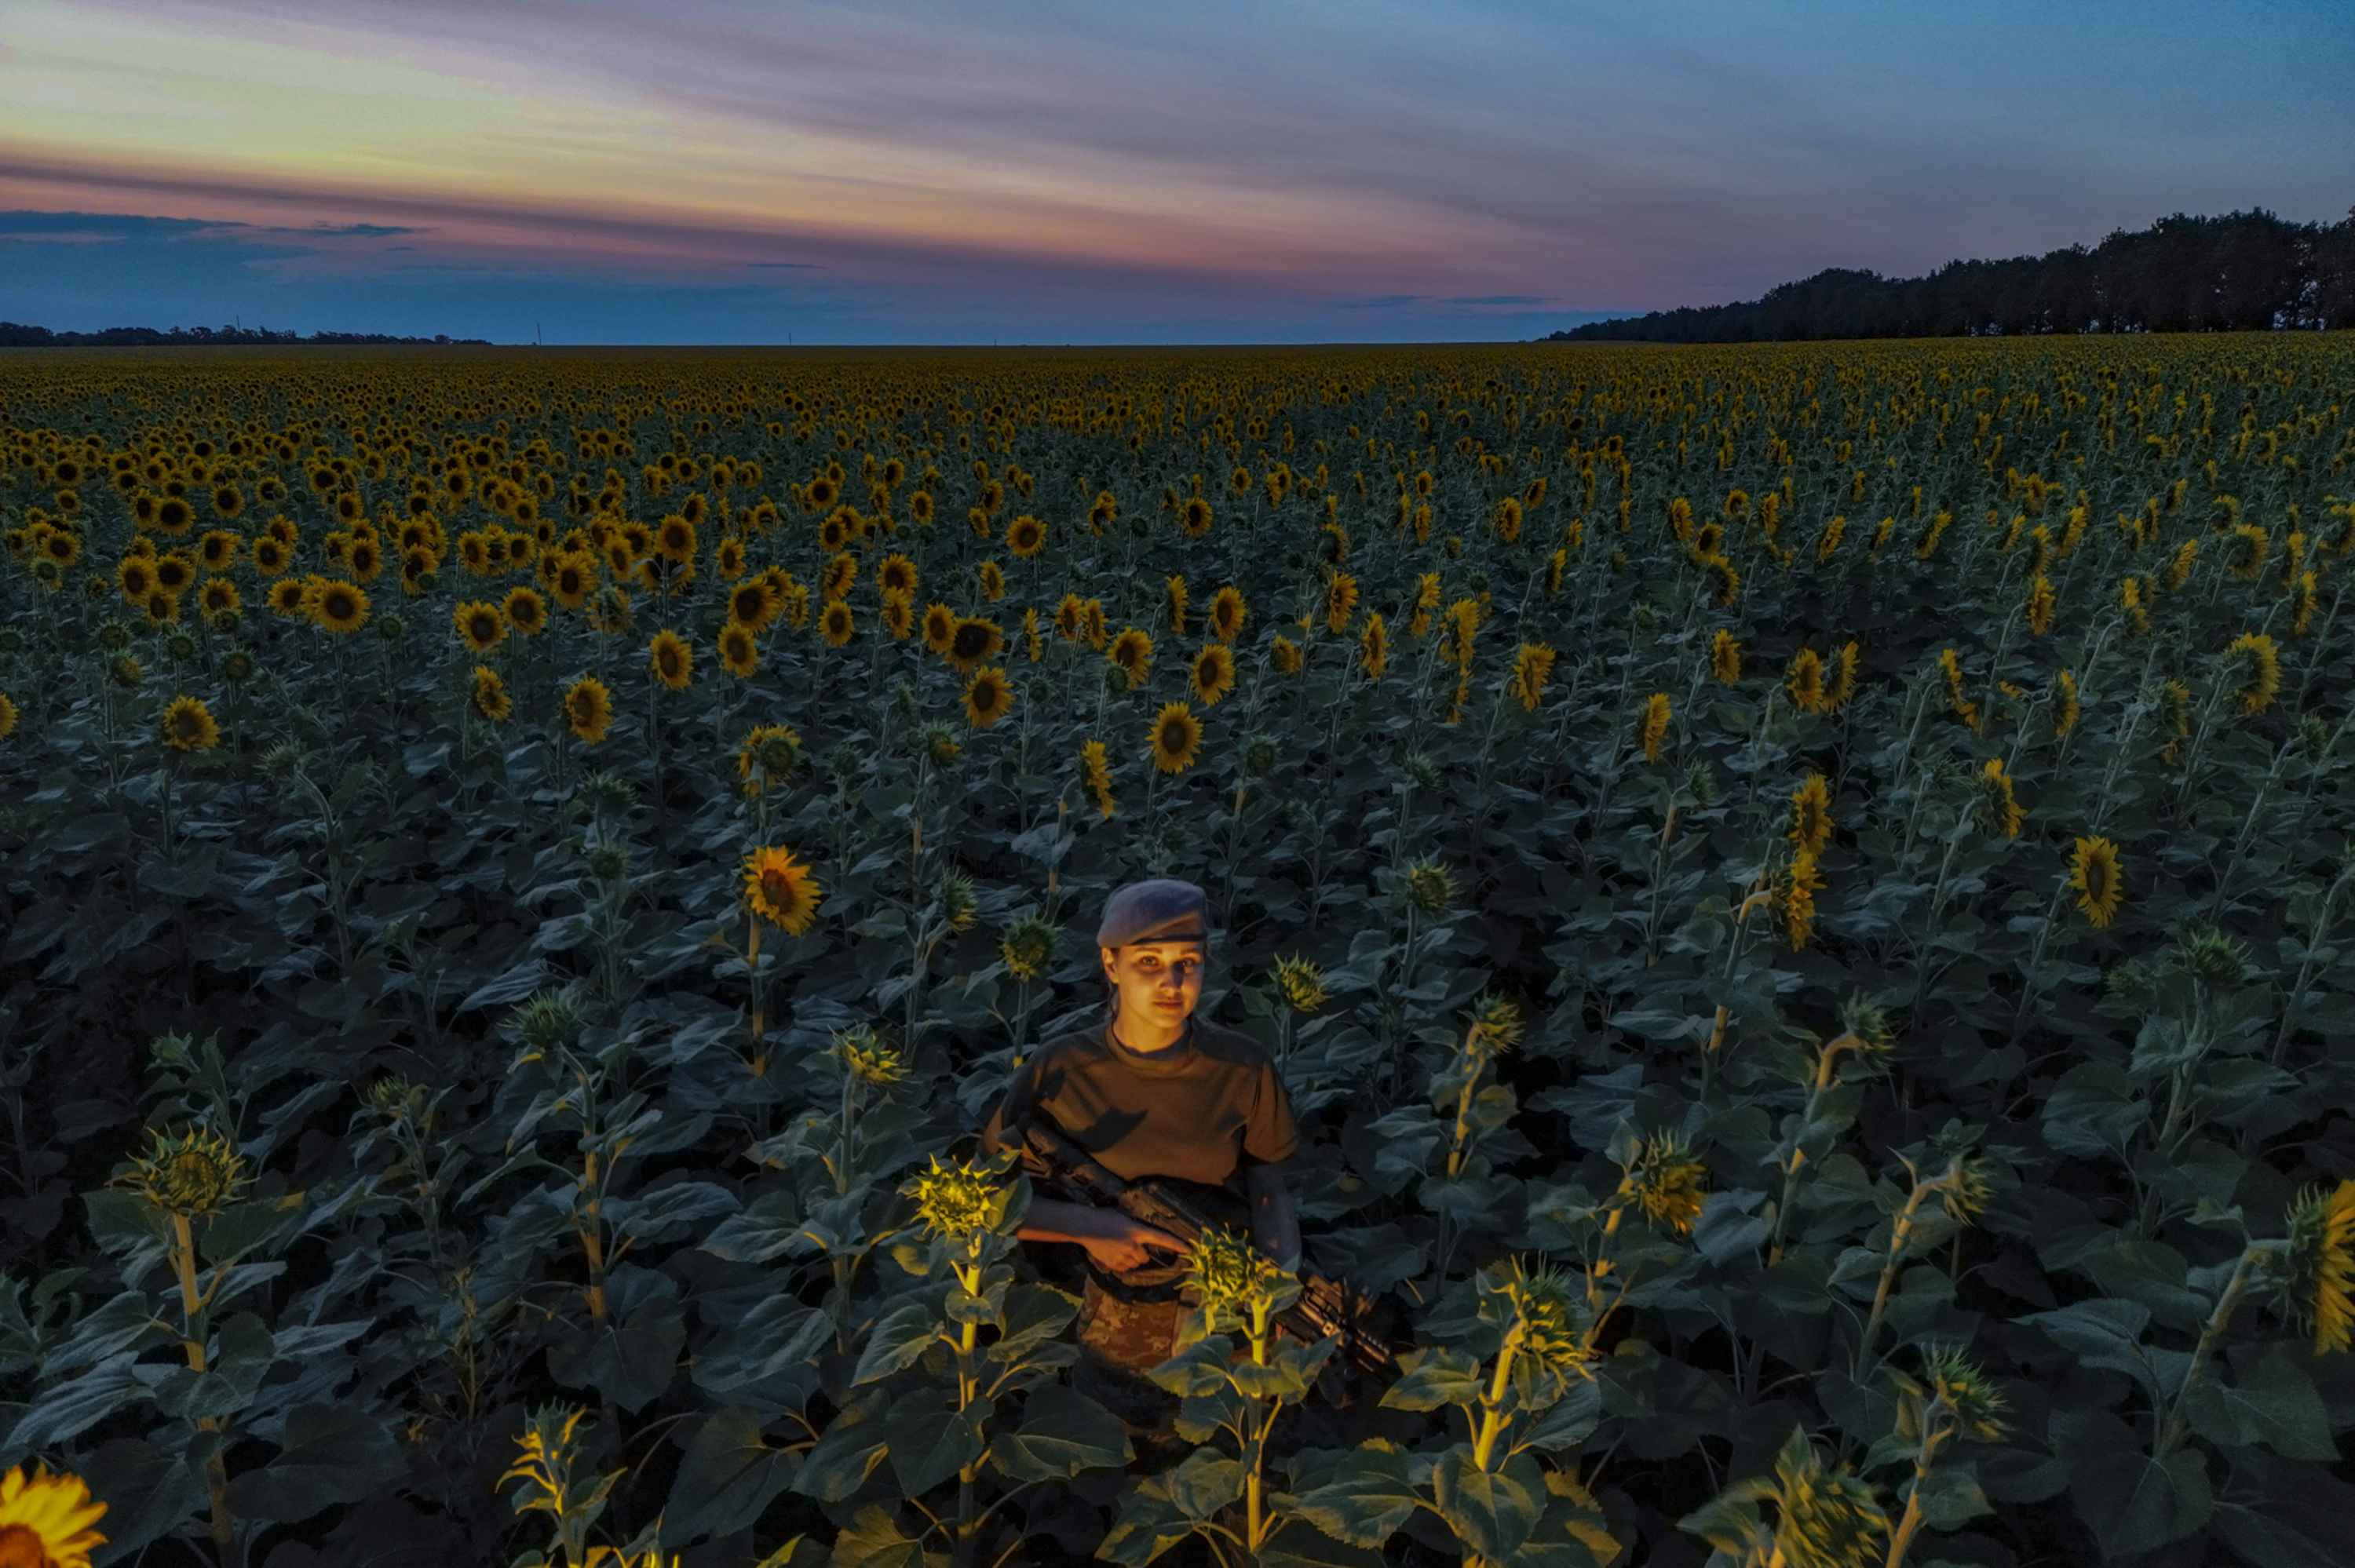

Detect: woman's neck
[1112, 1007, 1190, 1055]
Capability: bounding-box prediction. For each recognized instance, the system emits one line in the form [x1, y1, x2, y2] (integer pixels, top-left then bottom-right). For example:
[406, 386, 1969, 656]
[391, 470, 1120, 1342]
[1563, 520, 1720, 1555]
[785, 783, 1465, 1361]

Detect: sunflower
[197, 529, 241, 572]
[0, 1460, 109, 1568]
[876, 552, 918, 599]
[1711, 628, 1743, 684]
[946, 615, 1002, 674]
[714, 536, 748, 578]
[736, 722, 804, 796]
[550, 551, 596, 611]
[2068, 835, 2123, 928]
[504, 585, 548, 636]
[921, 600, 958, 655]
[649, 629, 694, 690]
[1790, 772, 1833, 858]
[742, 844, 824, 935]
[471, 664, 512, 722]
[2228, 630, 2280, 715]
[1976, 757, 2024, 838]
[564, 676, 613, 745]
[1638, 692, 1671, 764]
[1359, 611, 1388, 680]
[309, 578, 369, 635]
[821, 550, 858, 603]
[160, 694, 220, 753]
[718, 622, 760, 678]
[1705, 554, 1741, 607]
[1827, 640, 1860, 710]
[820, 600, 856, 647]
[1508, 642, 1556, 712]
[118, 554, 156, 603]
[200, 578, 240, 618]
[1207, 585, 1247, 644]
[1190, 642, 1236, 706]
[1785, 647, 1830, 713]
[1938, 647, 1981, 731]
[1108, 627, 1154, 686]
[963, 665, 1014, 728]
[2052, 669, 2081, 738]
[152, 552, 195, 596]
[1006, 514, 1046, 558]
[155, 495, 194, 534]
[453, 600, 506, 653]
[1270, 633, 1302, 675]
[655, 513, 696, 564]
[910, 489, 935, 526]
[1324, 571, 1358, 633]
[0, 691, 16, 741]
[267, 578, 309, 618]
[727, 576, 780, 632]
[1150, 700, 1202, 775]
[1784, 846, 1825, 950]
[1180, 496, 1214, 538]
[2276, 1178, 2355, 1355]
[1080, 736, 1115, 817]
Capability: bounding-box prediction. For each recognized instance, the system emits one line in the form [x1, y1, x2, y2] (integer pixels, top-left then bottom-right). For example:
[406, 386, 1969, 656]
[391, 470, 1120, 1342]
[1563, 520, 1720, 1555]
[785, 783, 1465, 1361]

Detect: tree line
[1547, 206, 2355, 342]
[0, 323, 491, 347]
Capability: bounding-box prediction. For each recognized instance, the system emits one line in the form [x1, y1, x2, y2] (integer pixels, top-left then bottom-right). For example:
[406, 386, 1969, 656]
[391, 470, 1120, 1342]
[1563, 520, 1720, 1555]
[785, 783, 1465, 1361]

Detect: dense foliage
[1, 337, 2351, 1568]
[1550, 207, 2355, 342]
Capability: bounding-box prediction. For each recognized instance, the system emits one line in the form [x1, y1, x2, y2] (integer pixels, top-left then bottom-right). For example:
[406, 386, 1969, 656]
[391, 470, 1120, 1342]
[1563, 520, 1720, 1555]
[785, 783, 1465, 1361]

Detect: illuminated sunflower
[1149, 701, 1201, 775]
[1638, 692, 1670, 764]
[742, 844, 824, 935]
[471, 664, 511, 723]
[922, 600, 958, 655]
[0, 1461, 109, 1568]
[504, 585, 548, 636]
[1358, 611, 1388, 680]
[1324, 571, 1358, 633]
[718, 622, 759, 678]
[453, 600, 506, 653]
[266, 578, 308, 618]
[648, 629, 694, 691]
[727, 576, 780, 632]
[946, 615, 1002, 674]
[821, 550, 858, 603]
[962, 665, 1014, 728]
[2068, 835, 2123, 928]
[1187, 641, 1237, 707]
[2227, 631, 2280, 715]
[160, 694, 220, 753]
[564, 676, 613, 745]
[655, 513, 696, 564]
[309, 578, 369, 635]
[1790, 772, 1833, 859]
[1108, 627, 1154, 686]
[1711, 628, 1743, 684]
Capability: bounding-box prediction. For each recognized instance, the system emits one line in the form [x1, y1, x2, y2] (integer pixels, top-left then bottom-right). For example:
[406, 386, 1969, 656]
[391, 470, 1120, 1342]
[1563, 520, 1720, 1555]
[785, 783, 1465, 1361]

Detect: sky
[2, 0, 2350, 345]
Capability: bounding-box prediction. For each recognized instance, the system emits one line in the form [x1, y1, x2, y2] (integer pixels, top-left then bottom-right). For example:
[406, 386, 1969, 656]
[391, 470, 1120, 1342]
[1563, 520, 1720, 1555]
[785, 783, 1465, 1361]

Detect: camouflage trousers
[1072, 1276, 1189, 1435]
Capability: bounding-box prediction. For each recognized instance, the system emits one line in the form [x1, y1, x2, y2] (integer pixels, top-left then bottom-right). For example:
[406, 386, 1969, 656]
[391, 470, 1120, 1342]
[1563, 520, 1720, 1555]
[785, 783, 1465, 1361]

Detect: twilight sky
[2, 0, 2350, 345]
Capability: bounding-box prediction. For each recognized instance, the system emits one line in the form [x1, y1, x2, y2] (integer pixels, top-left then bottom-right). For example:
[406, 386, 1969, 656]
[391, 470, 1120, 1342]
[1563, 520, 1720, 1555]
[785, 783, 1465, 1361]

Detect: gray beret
[1096, 878, 1210, 948]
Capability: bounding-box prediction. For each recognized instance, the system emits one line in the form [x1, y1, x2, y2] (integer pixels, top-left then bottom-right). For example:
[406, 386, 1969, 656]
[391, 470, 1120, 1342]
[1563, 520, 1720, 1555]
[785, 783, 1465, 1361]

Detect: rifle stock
[1018, 1118, 1405, 1375]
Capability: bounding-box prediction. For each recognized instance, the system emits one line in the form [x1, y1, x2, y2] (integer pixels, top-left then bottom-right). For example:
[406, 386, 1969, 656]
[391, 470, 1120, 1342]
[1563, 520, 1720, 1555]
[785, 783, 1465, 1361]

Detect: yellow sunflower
[550, 552, 597, 611]
[881, 589, 915, 640]
[564, 676, 613, 745]
[1166, 574, 1190, 635]
[1790, 772, 1833, 858]
[1081, 736, 1115, 817]
[309, 578, 370, 635]
[1507, 642, 1556, 711]
[743, 844, 824, 935]
[200, 578, 240, 618]
[1191, 642, 1236, 706]
[820, 600, 856, 647]
[471, 664, 512, 723]
[2228, 631, 2280, 715]
[1208, 585, 1247, 644]
[878, 552, 918, 597]
[160, 694, 220, 753]
[1149, 700, 1201, 775]
[727, 576, 779, 632]
[946, 615, 1002, 674]
[2068, 836, 2123, 928]
[0, 1461, 108, 1568]
[1270, 633, 1302, 675]
[0, 691, 17, 741]
[1359, 611, 1388, 680]
[1786, 647, 1829, 713]
[1108, 627, 1154, 686]
[118, 554, 156, 603]
[1711, 628, 1743, 684]
[963, 665, 1014, 728]
[504, 585, 548, 636]
[922, 600, 958, 655]
[1638, 692, 1671, 764]
[453, 599, 506, 653]
[977, 559, 1005, 601]
[1324, 571, 1358, 633]
[648, 629, 694, 691]
[1006, 514, 1046, 558]
[718, 622, 759, 678]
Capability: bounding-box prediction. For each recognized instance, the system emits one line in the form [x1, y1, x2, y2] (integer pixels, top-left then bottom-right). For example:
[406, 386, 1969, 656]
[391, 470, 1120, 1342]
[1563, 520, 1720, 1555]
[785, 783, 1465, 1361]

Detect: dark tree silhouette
[0, 323, 489, 347]
[1548, 206, 2349, 341]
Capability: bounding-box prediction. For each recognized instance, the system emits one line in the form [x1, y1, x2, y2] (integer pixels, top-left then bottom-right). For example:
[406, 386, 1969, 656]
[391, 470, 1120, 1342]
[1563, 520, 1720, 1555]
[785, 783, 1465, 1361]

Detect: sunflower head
[1148, 700, 1201, 775]
[999, 913, 1057, 982]
[1186, 1223, 1295, 1330]
[834, 1023, 909, 1090]
[1765, 1425, 1889, 1568]
[1626, 1132, 1709, 1234]
[743, 844, 824, 935]
[937, 869, 979, 933]
[564, 676, 613, 745]
[1890, 1344, 2012, 1442]
[1272, 954, 1328, 1013]
[1462, 990, 1524, 1060]
[925, 721, 963, 765]
[901, 1150, 1018, 1258]
[0, 1461, 109, 1568]
[159, 694, 220, 753]
[1481, 1256, 1597, 1384]
[113, 1122, 251, 1218]
[2271, 1178, 2355, 1355]
[1404, 856, 1457, 914]
[735, 722, 804, 797]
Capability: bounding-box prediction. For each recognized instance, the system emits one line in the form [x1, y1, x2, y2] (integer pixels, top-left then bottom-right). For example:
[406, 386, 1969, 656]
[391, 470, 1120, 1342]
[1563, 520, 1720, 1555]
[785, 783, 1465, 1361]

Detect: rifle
[1018, 1118, 1406, 1375]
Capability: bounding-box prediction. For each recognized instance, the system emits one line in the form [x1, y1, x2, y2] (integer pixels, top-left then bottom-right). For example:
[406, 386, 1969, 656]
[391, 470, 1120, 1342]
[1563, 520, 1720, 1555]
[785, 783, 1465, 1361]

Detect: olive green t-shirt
[979, 1014, 1299, 1289]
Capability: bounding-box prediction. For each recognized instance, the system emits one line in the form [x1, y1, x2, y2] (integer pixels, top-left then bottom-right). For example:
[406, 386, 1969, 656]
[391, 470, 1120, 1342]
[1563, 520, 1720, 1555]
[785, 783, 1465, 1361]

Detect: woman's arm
[1242, 1163, 1302, 1272]
[1017, 1196, 1188, 1273]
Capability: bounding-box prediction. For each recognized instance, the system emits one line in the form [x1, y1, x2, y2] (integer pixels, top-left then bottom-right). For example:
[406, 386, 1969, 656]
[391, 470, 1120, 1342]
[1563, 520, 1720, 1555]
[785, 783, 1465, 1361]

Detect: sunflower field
[2, 337, 2353, 1568]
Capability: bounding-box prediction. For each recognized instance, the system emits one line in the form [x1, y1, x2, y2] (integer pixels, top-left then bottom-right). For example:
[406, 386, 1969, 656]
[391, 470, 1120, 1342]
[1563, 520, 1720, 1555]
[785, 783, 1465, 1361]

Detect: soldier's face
[1103, 940, 1205, 1023]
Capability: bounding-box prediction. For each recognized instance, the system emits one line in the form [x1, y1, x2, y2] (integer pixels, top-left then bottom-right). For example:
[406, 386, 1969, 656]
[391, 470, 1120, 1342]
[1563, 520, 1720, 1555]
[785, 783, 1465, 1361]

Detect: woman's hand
[1079, 1218, 1189, 1274]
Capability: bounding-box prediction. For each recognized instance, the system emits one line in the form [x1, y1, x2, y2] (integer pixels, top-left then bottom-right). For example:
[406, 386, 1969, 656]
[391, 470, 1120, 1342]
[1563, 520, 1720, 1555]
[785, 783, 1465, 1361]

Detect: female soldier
[978, 877, 1302, 1440]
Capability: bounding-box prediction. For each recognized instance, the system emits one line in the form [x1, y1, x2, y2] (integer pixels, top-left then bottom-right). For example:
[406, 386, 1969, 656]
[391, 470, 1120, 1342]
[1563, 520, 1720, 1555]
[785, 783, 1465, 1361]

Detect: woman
[978, 877, 1302, 1437]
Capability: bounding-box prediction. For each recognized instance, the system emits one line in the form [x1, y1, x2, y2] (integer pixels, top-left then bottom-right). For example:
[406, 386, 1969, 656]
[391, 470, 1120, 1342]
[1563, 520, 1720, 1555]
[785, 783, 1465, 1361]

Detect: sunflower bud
[95, 622, 129, 652]
[2299, 715, 2335, 758]
[2177, 923, 2250, 986]
[366, 1074, 429, 1125]
[1685, 758, 1718, 808]
[1626, 1132, 1709, 1234]
[1464, 990, 1524, 1058]
[835, 1024, 909, 1088]
[901, 1151, 1011, 1256]
[1838, 994, 1896, 1056]
[937, 870, 979, 934]
[1402, 748, 1442, 792]
[111, 655, 144, 688]
[221, 649, 255, 684]
[1272, 954, 1328, 1013]
[1765, 1426, 1889, 1568]
[1484, 1256, 1597, 1384]
[113, 1124, 252, 1219]
[1243, 735, 1278, 776]
[925, 722, 962, 765]
[586, 843, 630, 882]
[1187, 1223, 1292, 1327]
[999, 913, 1057, 982]
[511, 988, 585, 1056]
[376, 612, 405, 642]
[1915, 1344, 2011, 1441]
[1404, 856, 1457, 915]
